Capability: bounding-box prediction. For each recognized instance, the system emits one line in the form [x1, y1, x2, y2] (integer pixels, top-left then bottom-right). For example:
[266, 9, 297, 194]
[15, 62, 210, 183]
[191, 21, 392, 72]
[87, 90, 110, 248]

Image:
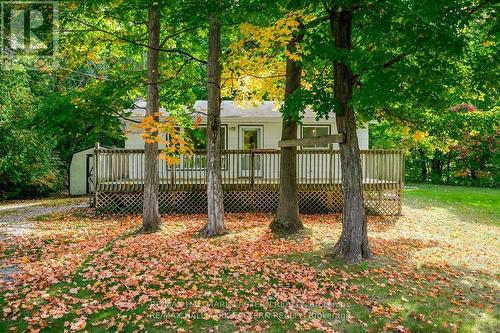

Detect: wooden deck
[93, 148, 404, 215]
[97, 178, 400, 191]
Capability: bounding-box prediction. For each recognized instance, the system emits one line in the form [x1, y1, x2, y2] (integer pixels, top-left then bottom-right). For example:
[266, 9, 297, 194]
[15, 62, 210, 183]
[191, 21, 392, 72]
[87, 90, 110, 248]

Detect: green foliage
[1, 0, 497, 196]
[36, 80, 126, 163]
[370, 105, 499, 187]
[0, 71, 63, 198]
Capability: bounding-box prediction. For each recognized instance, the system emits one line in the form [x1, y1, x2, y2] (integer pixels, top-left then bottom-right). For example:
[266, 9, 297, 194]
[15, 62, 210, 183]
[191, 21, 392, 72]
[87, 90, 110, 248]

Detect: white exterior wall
[69, 148, 94, 196]
[124, 118, 369, 150]
[125, 126, 147, 149]
[356, 127, 369, 150]
[117, 101, 371, 184]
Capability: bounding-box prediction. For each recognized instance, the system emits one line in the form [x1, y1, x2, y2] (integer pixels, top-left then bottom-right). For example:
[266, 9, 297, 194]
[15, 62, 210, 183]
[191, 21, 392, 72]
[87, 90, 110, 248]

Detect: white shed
[69, 146, 110, 196]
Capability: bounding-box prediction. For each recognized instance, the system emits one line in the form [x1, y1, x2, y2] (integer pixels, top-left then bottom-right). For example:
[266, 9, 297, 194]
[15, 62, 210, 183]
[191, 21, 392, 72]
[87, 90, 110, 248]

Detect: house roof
[128, 100, 332, 119]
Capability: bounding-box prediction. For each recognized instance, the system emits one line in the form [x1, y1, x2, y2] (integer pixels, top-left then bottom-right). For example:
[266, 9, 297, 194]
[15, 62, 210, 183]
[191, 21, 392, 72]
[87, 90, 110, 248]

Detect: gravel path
[0, 200, 88, 241]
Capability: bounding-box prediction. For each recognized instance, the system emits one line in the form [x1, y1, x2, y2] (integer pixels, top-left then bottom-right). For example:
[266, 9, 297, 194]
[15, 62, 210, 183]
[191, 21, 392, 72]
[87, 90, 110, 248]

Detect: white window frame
[300, 124, 331, 150]
[180, 124, 228, 171]
[238, 125, 264, 151]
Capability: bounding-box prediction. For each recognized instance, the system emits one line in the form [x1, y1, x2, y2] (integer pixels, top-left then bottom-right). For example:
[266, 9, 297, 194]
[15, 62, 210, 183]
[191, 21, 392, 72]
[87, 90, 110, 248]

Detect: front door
[239, 126, 263, 177]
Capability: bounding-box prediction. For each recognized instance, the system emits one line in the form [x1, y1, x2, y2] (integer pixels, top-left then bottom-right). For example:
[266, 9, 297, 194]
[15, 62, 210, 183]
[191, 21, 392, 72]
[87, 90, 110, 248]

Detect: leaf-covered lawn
[0, 193, 498, 332]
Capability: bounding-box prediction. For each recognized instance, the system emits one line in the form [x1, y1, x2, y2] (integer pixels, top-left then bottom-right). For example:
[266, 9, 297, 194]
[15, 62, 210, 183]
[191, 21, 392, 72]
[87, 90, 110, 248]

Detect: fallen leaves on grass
[0, 211, 498, 332]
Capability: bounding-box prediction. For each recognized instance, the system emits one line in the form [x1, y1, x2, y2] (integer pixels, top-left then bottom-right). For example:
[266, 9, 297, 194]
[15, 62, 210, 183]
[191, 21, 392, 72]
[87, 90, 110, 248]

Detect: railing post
[400, 149, 405, 189]
[251, 150, 255, 188]
[399, 149, 404, 214]
[94, 142, 100, 191]
[329, 147, 333, 186]
[170, 156, 176, 190]
[93, 142, 100, 211]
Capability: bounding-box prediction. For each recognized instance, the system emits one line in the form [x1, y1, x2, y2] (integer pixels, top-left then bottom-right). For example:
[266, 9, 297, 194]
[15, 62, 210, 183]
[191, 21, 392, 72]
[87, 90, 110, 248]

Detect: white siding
[124, 118, 369, 150]
[357, 127, 369, 150]
[125, 127, 146, 149]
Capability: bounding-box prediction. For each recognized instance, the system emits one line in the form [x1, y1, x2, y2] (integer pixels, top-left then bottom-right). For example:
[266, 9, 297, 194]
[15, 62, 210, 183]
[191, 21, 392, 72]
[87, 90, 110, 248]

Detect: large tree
[59, 0, 208, 230]
[198, 0, 282, 236]
[328, 8, 370, 261]
[301, 0, 497, 263]
[221, 9, 312, 234]
[199, 8, 226, 237]
[270, 23, 305, 234]
[142, 2, 162, 232]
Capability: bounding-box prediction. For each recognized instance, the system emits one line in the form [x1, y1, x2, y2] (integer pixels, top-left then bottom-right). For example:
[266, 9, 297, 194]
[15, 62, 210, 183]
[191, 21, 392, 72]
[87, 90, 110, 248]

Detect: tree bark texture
[142, 3, 162, 232]
[199, 12, 226, 237]
[419, 149, 428, 182]
[330, 9, 371, 263]
[431, 152, 444, 184]
[270, 28, 304, 234]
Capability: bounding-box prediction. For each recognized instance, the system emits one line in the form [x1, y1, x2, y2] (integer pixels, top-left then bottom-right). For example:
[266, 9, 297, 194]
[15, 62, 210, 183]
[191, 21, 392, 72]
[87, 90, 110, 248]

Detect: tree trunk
[431, 153, 443, 184]
[445, 152, 451, 183]
[270, 27, 304, 234]
[419, 149, 427, 182]
[142, 3, 162, 233]
[329, 9, 371, 264]
[199, 12, 226, 237]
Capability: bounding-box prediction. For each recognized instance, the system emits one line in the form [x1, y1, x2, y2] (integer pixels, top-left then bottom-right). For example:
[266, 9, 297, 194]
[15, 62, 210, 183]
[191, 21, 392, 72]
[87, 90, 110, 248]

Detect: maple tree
[200, 5, 226, 237]
[271, 13, 308, 234]
[321, 0, 496, 263]
[141, 1, 164, 232]
[223, 10, 314, 234]
[56, 0, 209, 230]
[220, 0, 497, 262]
[307, 0, 496, 263]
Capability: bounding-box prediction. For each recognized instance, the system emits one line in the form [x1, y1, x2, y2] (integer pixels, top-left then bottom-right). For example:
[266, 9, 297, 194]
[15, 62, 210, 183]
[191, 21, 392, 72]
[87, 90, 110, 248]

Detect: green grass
[1, 187, 498, 332]
[404, 184, 500, 225]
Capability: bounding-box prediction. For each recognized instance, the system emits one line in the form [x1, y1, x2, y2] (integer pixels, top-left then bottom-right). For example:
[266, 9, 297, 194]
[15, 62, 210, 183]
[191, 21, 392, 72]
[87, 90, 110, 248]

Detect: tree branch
[95, 104, 142, 123]
[382, 52, 408, 69]
[186, 110, 208, 116]
[68, 16, 207, 64]
[468, 0, 493, 14]
[112, 110, 141, 123]
[143, 58, 194, 85]
[160, 26, 203, 48]
[358, 49, 414, 76]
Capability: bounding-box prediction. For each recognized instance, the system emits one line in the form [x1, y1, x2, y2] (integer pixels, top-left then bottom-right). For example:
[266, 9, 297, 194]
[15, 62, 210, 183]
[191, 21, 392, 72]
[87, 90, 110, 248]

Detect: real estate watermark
[1, 1, 58, 70]
[146, 299, 349, 323]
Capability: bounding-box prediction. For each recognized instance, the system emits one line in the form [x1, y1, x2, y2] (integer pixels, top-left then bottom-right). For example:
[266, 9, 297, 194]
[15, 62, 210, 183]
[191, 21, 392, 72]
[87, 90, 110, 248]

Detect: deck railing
[94, 148, 404, 193]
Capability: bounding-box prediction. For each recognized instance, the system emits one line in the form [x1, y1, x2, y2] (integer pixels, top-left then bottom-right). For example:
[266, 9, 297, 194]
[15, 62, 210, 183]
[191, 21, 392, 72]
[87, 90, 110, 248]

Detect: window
[301, 125, 330, 149]
[185, 125, 227, 150]
[182, 125, 228, 170]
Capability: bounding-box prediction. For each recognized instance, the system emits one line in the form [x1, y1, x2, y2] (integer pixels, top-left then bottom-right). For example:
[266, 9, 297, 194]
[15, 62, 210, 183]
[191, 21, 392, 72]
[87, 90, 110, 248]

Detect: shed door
[86, 154, 94, 194]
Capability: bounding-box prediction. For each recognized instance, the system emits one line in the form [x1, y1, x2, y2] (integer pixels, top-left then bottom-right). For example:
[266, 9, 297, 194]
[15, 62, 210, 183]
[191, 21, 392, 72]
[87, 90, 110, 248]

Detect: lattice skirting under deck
[95, 189, 401, 216]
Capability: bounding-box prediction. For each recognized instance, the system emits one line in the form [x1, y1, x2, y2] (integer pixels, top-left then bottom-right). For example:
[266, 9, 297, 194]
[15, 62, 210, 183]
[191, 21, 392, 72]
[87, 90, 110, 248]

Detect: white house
[124, 100, 369, 151]
[74, 100, 403, 215]
[70, 100, 370, 196]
